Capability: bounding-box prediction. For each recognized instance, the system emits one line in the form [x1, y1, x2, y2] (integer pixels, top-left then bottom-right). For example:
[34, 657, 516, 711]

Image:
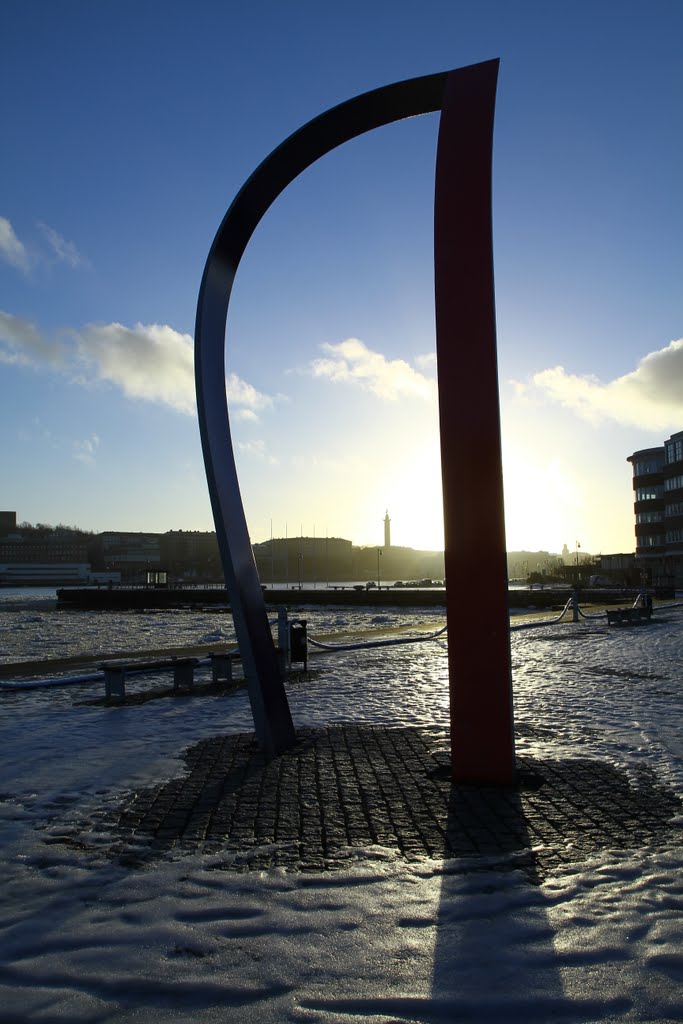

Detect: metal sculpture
[195, 59, 515, 781]
[434, 65, 515, 783]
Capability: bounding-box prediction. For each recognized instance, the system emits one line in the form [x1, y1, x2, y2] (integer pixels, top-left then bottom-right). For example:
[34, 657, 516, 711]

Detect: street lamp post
[377, 548, 382, 590]
[299, 526, 304, 590]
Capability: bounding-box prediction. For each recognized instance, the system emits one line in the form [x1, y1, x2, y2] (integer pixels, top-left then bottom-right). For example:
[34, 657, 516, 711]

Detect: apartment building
[628, 430, 683, 588]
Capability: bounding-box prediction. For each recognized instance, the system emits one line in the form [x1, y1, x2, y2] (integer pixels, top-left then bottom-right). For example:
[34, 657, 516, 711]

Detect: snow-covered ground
[1, 601, 682, 1022]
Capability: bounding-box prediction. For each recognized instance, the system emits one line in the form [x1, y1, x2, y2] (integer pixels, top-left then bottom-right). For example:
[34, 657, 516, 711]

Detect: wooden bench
[606, 607, 652, 627]
[101, 656, 200, 699]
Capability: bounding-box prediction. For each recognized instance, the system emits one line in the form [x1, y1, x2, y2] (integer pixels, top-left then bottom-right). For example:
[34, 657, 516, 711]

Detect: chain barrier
[307, 623, 448, 652]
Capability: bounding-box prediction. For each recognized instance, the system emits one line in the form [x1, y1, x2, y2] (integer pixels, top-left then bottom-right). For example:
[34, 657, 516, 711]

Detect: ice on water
[0, 596, 682, 1021]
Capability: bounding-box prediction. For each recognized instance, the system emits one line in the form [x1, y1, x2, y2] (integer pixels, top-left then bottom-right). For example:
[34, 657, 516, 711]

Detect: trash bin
[289, 619, 308, 669]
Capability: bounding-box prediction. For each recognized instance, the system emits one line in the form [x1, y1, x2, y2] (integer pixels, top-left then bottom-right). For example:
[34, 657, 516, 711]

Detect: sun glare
[380, 445, 583, 555]
[384, 443, 444, 551]
[502, 450, 583, 553]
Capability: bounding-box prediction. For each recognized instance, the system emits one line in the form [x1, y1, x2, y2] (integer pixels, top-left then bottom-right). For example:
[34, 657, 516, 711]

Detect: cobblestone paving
[92, 726, 682, 884]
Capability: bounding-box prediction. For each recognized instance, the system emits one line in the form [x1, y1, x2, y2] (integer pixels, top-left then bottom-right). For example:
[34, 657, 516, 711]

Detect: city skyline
[1, 509, 596, 565]
[2, 2, 682, 554]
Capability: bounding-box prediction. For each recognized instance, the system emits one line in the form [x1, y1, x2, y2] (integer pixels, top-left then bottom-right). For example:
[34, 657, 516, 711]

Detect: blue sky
[2, 0, 681, 554]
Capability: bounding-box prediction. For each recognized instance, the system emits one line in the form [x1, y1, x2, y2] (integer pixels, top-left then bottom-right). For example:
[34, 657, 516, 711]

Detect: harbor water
[0, 586, 448, 670]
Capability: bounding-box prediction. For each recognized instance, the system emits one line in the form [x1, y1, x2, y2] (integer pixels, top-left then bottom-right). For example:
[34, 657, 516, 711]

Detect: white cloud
[0, 217, 29, 273]
[0, 311, 275, 418]
[0, 217, 86, 273]
[509, 379, 529, 401]
[38, 222, 85, 268]
[75, 322, 197, 413]
[309, 338, 436, 402]
[0, 310, 66, 366]
[237, 439, 265, 456]
[73, 434, 100, 466]
[531, 337, 683, 430]
[236, 438, 278, 463]
[233, 408, 259, 423]
[414, 352, 437, 373]
[226, 372, 273, 414]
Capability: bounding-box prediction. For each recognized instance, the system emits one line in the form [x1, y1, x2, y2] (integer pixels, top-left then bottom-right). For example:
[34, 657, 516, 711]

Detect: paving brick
[90, 725, 682, 885]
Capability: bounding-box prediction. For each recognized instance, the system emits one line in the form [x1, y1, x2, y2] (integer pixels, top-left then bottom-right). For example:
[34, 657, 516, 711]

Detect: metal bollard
[277, 607, 289, 671]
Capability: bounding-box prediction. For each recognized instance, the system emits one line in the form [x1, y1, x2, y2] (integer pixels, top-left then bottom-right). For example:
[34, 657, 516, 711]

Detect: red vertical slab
[434, 61, 515, 784]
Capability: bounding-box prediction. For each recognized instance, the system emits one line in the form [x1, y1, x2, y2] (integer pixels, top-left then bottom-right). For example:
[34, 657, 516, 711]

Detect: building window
[633, 459, 663, 475]
[664, 475, 683, 492]
[665, 529, 683, 544]
[665, 439, 683, 464]
[636, 486, 663, 501]
[665, 502, 683, 518]
[636, 511, 664, 523]
[639, 534, 665, 547]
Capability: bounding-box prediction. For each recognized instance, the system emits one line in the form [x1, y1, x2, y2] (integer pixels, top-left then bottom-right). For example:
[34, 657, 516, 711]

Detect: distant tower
[384, 510, 391, 549]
